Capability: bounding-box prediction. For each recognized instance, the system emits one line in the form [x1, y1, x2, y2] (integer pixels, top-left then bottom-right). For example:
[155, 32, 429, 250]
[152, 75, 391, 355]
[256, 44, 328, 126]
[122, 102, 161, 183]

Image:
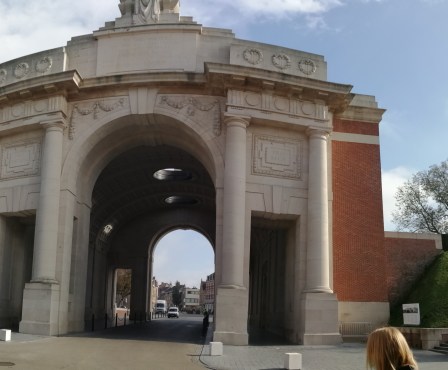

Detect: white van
[155, 300, 167, 314]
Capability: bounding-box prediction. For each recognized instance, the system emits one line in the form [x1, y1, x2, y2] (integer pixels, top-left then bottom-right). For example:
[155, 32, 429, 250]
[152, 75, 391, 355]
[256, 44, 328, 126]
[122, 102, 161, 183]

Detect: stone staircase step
[430, 348, 448, 355]
[429, 342, 448, 355]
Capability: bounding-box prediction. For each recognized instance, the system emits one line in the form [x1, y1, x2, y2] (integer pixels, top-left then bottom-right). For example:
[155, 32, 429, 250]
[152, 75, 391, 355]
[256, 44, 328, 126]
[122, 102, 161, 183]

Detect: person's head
[366, 327, 418, 370]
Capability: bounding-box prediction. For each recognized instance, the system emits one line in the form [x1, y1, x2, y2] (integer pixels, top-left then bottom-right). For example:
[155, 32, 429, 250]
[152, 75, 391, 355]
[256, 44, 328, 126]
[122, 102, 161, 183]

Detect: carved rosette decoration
[0, 69, 6, 85]
[272, 54, 291, 70]
[68, 98, 127, 140]
[14, 62, 30, 79]
[158, 96, 222, 136]
[35, 56, 53, 73]
[298, 59, 317, 75]
[243, 48, 263, 65]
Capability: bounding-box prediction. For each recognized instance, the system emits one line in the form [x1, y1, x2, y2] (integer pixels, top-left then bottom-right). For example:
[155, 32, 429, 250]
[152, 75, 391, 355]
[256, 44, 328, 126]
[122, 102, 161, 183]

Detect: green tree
[172, 281, 183, 307]
[393, 159, 448, 233]
[116, 269, 132, 306]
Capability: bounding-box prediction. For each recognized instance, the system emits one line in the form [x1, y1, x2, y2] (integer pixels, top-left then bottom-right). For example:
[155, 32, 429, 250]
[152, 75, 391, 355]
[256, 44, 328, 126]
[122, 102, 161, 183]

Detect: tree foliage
[116, 269, 132, 306]
[172, 281, 183, 307]
[393, 159, 448, 233]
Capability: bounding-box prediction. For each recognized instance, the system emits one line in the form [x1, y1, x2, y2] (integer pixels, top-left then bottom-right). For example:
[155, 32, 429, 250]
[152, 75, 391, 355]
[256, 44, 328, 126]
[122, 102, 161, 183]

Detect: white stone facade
[0, 1, 386, 345]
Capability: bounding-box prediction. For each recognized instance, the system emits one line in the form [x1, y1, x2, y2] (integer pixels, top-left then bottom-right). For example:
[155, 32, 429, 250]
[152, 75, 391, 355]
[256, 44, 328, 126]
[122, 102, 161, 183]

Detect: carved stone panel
[0, 96, 67, 126]
[228, 90, 328, 122]
[252, 135, 302, 180]
[0, 140, 41, 180]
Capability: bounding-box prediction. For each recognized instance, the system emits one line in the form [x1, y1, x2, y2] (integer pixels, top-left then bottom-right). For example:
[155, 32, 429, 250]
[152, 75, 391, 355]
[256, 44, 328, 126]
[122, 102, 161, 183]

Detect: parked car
[167, 307, 179, 318]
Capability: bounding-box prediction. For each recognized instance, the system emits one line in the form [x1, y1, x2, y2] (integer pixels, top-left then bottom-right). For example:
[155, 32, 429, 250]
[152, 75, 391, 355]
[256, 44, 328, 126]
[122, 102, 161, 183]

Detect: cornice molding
[0, 71, 81, 107]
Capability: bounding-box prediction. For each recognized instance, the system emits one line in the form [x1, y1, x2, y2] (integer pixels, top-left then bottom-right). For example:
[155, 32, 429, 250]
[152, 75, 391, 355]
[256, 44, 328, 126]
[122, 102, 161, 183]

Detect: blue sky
[1, 0, 447, 286]
[153, 230, 214, 288]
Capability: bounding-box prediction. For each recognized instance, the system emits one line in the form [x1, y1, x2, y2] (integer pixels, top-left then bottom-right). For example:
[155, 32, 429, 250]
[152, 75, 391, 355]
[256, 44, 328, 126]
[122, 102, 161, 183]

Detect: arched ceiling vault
[90, 144, 216, 244]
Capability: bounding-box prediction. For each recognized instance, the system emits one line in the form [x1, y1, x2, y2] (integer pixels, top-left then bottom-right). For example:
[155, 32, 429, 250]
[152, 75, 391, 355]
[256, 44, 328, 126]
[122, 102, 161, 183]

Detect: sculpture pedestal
[301, 292, 342, 345]
[19, 282, 60, 336]
[213, 286, 249, 345]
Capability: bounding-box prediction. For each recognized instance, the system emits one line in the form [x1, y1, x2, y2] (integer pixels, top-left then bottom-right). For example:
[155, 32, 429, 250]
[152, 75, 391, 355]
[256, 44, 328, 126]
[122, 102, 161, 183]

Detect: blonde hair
[366, 327, 418, 370]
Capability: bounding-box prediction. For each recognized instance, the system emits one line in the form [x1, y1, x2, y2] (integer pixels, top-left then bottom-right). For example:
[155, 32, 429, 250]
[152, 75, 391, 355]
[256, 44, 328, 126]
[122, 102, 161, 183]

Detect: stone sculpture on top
[119, 0, 180, 24]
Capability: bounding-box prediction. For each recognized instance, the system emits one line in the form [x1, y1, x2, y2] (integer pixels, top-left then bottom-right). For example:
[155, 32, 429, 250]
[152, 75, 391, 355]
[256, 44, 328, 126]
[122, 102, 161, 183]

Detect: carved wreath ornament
[159, 96, 222, 136]
[0, 69, 6, 85]
[272, 54, 291, 70]
[68, 99, 126, 139]
[243, 48, 263, 65]
[298, 59, 317, 75]
[35, 57, 53, 73]
[14, 63, 30, 79]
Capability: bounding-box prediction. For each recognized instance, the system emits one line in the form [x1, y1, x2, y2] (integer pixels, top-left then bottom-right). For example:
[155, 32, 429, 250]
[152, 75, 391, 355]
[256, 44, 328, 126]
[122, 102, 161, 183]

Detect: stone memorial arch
[0, 1, 388, 345]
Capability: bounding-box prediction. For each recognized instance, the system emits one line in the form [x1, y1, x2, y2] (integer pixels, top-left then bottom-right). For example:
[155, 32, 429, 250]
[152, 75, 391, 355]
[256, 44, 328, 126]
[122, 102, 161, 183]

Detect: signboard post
[402, 303, 420, 326]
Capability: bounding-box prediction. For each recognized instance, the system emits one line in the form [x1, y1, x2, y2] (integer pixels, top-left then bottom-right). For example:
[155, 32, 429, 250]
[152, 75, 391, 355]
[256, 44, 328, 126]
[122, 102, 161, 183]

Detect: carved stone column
[221, 114, 250, 288]
[300, 127, 341, 345]
[20, 119, 65, 336]
[32, 120, 65, 283]
[305, 128, 332, 293]
[214, 114, 250, 346]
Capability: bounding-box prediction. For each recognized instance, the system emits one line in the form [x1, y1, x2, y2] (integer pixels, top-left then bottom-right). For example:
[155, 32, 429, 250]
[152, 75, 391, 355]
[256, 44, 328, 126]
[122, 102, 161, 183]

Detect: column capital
[306, 127, 331, 138]
[40, 119, 67, 131]
[223, 113, 251, 128]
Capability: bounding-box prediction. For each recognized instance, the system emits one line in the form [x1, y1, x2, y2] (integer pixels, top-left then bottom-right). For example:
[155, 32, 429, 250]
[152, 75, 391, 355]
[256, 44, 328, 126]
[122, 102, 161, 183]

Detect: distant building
[149, 277, 158, 312]
[182, 287, 200, 313]
[199, 280, 206, 309]
[204, 273, 215, 313]
[158, 282, 173, 308]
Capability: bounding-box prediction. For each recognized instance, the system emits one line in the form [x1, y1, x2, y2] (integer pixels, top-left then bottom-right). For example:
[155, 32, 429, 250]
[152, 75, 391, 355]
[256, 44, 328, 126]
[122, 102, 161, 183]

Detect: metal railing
[339, 321, 372, 339]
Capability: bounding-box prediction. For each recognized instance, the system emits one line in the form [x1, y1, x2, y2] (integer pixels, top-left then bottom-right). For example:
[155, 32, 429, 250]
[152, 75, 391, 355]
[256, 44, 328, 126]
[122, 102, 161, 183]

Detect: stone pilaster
[305, 128, 332, 293]
[214, 114, 250, 345]
[19, 119, 65, 336]
[221, 114, 250, 288]
[32, 120, 65, 283]
[300, 128, 341, 345]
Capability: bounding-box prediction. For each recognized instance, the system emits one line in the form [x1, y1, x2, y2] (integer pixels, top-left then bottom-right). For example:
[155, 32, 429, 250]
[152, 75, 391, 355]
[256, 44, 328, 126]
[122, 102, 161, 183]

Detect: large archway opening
[84, 142, 216, 333]
[151, 229, 214, 315]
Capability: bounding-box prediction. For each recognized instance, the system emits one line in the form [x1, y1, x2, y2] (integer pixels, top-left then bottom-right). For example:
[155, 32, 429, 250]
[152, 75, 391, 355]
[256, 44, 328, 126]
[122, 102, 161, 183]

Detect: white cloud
[182, 0, 342, 34]
[0, 0, 360, 63]
[0, 0, 118, 62]
[232, 0, 344, 14]
[305, 14, 329, 29]
[381, 166, 415, 231]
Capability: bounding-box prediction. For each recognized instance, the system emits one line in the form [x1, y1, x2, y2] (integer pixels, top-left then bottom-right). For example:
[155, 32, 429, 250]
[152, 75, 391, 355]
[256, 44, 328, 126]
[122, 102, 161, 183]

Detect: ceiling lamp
[153, 168, 192, 181]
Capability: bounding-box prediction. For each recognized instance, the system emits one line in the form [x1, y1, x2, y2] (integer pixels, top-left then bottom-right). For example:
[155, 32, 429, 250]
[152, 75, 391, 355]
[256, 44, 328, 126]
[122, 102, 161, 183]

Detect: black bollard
[91, 314, 95, 331]
[104, 313, 108, 329]
[115, 313, 118, 327]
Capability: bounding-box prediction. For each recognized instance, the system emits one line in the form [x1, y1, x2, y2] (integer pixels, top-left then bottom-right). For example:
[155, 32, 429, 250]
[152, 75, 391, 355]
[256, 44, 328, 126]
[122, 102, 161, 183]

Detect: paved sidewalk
[0, 330, 204, 370]
[1, 328, 446, 370]
[199, 342, 447, 370]
[198, 327, 447, 370]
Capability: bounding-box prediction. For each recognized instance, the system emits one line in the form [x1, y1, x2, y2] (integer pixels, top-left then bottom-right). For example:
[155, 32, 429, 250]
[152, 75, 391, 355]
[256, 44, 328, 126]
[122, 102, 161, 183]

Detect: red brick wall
[333, 119, 379, 136]
[385, 236, 441, 305]
[332, 119, 388, 302]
